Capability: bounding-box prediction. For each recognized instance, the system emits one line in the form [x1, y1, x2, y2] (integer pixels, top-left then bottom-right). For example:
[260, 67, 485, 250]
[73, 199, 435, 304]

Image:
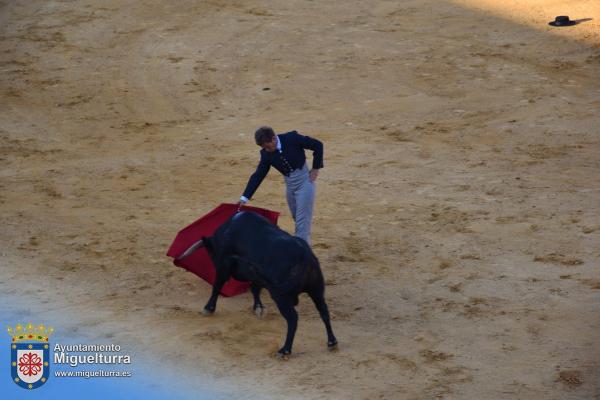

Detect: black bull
[176, 211, 337, 357]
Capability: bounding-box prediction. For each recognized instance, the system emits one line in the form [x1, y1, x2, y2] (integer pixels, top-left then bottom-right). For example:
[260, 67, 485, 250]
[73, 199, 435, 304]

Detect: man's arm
[241, 152, 271, 201]
[294, 131, 323, 182]
[295, 131, 324, 170]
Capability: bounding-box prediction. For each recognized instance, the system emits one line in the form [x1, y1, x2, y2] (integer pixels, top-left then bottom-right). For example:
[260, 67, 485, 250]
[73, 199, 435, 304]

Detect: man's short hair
[255, 126, 275, 145]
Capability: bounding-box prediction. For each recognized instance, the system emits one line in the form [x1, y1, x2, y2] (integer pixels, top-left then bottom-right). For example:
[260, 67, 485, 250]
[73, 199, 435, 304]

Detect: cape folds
[166, 203, 280, 296]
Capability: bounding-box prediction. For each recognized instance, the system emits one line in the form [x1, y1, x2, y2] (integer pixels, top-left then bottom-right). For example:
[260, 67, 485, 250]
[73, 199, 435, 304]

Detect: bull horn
[176, 239, 204, 261]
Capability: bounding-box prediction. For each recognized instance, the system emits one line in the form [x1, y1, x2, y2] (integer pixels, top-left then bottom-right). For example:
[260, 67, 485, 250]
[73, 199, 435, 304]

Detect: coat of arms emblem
[7, 323, 53, 390]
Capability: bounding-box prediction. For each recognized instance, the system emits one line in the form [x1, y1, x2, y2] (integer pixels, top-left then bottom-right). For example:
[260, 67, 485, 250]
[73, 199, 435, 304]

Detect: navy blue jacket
[242, 131, 323, 200]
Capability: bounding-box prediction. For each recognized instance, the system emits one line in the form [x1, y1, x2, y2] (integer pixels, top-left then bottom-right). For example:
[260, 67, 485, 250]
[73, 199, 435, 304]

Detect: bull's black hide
[179, 211, 337, 357]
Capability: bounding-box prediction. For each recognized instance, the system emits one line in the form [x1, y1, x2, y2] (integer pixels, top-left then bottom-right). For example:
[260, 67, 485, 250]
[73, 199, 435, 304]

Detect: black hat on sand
[549, 16, 577, 27]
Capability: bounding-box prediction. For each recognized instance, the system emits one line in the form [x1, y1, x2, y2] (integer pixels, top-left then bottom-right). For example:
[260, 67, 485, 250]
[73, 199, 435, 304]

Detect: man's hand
[236, 197, 247, 211]
[309, 169, 319, 182]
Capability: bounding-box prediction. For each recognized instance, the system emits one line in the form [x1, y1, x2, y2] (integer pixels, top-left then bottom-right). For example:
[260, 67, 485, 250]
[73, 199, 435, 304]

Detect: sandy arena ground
[1, 0, 600, 398]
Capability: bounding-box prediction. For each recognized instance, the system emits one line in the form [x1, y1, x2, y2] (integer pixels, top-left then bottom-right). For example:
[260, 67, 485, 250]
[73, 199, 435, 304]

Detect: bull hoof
[276, 350, 291, 360]
[327, 340, 338, 351]
[253, 305, 266, 319]
[201, 308, 215, 316]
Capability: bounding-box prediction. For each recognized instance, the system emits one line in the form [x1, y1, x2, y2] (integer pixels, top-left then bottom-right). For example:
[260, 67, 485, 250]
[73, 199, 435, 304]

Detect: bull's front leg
[203, 256, 234, 315]
[251, 283, 266, 318]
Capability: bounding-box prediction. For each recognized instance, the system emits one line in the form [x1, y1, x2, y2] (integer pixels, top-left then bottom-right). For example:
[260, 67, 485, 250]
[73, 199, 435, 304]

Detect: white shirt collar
[276, 135, 282, 152]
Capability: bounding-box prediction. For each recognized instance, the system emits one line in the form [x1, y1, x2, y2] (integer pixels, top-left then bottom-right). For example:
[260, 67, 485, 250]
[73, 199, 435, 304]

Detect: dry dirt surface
[1, 0, 600, 399]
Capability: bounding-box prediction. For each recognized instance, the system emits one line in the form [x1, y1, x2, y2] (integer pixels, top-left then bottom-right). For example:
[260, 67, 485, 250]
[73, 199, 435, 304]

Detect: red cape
[166, 203, 280, 297]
